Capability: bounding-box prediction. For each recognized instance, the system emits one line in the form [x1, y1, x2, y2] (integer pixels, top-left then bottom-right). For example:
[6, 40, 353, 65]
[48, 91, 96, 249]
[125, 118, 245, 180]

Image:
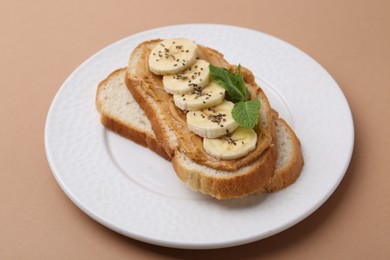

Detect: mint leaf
[209, 64, 248, 103]
[236, 65, 250, 100]
[232, 99, 260, 128]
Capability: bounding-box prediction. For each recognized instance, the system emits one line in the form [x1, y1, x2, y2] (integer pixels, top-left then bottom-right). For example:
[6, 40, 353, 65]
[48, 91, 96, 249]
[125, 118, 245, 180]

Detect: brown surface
[1, 0, 389, 258]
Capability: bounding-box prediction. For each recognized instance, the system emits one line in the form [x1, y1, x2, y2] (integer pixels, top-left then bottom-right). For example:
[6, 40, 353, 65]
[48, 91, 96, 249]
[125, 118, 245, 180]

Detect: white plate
[45, 24, 354, 249]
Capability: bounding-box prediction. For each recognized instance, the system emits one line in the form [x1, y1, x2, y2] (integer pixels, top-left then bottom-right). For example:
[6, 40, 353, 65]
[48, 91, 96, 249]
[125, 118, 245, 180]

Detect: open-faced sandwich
[96, 38, 303, 199]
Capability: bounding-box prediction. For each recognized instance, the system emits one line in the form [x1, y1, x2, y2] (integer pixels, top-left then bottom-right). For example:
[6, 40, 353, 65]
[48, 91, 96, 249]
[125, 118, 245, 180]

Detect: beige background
[1, 0, 389, 258]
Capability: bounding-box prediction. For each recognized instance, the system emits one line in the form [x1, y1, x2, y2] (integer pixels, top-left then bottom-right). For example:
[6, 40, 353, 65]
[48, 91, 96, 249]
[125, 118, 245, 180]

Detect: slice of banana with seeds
[186, 100, 239, 138]
[163, 59, 211, 95]
[203, 127, 257, 160]
[173, 81, 226, 111]
[148, 38, 198, 75]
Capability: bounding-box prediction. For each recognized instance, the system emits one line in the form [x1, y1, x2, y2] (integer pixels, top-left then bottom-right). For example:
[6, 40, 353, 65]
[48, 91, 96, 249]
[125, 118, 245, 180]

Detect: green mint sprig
[231, 99, 260, 128]
[209, 64, 260, 128]
[209, 64, 249, 102]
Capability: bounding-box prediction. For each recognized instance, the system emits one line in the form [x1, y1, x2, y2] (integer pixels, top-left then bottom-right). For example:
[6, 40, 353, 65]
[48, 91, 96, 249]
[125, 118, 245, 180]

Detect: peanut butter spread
[128, 40, 273, 171]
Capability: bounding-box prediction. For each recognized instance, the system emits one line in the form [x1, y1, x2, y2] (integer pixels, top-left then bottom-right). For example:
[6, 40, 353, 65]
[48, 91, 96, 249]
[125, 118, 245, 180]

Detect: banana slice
[187, 100, 239, 138]
[163, 59, 211, 95]
[203, 127, 257, 160]
[148, 38, 198, 76]
[173, 81, 226, 111]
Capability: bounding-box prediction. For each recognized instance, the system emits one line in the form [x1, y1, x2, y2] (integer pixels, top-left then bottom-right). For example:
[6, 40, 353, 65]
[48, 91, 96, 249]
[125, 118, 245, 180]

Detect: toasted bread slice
[96, 68, 303, 196]
[263, 117, 304, 192]
[124, 39, 279, 199]
[96, 68, 169, 161]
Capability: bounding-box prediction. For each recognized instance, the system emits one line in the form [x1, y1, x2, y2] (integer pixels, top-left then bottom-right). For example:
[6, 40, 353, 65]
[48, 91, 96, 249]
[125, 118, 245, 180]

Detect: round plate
[44, 24, 354, 249]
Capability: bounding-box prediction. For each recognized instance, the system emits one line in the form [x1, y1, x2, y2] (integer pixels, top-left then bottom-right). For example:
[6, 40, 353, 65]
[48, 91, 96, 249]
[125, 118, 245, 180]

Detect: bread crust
[100, 112, 170, 161]
[172, 147, 276, 199]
